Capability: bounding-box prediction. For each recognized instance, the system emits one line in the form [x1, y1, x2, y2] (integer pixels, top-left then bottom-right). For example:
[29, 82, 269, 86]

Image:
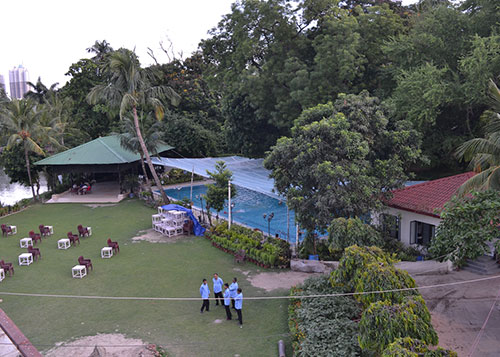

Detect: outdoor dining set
[0, 222, 120, 280]
[152, 208, 194, 237]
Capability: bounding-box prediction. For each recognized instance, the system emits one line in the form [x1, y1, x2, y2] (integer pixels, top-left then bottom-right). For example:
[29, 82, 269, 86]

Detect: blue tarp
[160, 204, 205, 236]
[152, 156, 281, 199]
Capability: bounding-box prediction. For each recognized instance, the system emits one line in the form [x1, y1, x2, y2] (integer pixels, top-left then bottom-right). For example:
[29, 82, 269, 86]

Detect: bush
[331, 245, 398, 291]
[206, 221, 290, 267]
[359, 296, 438, 353]
[353, 262, 418, 307]
[328, 217, 383, 251]
[382, 337, 457, 357]
[430, 191, 500, 267]
[289, 276, 363, 356]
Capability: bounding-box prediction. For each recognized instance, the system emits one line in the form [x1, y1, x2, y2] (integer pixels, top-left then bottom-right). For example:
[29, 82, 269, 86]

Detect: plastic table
[72, 265, 87, 278]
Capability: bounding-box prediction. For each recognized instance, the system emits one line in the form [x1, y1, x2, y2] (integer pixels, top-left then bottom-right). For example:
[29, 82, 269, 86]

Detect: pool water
[164, 185, 298, 243]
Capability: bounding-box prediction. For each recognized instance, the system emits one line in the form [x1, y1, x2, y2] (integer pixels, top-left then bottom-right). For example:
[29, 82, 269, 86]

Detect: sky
[0, 0, 417, 97]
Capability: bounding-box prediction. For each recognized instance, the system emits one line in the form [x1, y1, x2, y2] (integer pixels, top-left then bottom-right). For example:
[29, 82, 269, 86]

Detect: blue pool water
[164, 185, 298, 242]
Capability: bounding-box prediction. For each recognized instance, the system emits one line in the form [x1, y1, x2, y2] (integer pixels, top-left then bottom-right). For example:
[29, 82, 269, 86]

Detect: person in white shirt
[229, 277, 238, 309]
[212, 273, 224, 306]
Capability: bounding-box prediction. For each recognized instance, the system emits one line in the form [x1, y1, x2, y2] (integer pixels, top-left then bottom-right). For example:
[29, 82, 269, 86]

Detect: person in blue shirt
[223, 283, 232, 320]
[229, 277, 238, 309]
[212, 273, 224, 306]
[235, 288, 243, 327]
[200, 279, 210, 313]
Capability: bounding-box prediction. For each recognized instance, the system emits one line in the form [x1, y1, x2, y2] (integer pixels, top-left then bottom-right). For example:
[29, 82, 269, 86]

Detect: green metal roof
[35, 135, 173, 166]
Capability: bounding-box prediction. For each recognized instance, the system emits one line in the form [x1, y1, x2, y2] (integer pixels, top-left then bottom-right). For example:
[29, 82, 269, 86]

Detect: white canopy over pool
[151, 156, 282, 199]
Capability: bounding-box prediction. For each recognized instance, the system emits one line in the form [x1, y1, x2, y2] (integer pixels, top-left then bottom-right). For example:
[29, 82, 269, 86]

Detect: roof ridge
[98, 136, 127, 163]
[35, 135, 114, 164]
[392, 172, 475, 194]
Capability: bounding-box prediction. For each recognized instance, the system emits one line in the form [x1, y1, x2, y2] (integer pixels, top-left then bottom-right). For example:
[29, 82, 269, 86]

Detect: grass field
[0, 200, 291, 356]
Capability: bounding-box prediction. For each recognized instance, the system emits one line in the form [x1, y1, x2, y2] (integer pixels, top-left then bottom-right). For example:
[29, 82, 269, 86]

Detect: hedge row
[205, 222, 290, 268]
[288, 275, 362, 356]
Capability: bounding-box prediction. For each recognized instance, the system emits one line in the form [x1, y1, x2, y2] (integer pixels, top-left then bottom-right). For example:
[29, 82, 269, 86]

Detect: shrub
[430, 190, 500, 267]
[359, 296, 438, 353]
[353, 262, 418, 307]
[289, 276, 363, 356]
[382, 337, 457, 357]
[331, 245, 398, 290]
[328, 217, 383, 251]
[206, 222, 290, 267]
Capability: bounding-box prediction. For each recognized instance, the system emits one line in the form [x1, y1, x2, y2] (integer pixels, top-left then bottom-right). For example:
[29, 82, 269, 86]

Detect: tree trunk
[133, 106, 170, 204]
[139, 152, 151, 186]
[24, 143, 37, 201]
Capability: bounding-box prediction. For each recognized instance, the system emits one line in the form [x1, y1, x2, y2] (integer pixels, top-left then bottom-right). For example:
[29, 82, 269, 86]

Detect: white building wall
[379, 207, 442, 246]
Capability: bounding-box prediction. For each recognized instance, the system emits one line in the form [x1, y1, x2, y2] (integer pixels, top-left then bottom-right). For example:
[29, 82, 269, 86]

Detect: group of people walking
[200, 274, 243, 328]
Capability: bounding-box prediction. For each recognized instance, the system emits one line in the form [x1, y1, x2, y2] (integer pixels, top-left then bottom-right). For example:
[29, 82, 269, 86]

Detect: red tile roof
[386, 172, 476, 218]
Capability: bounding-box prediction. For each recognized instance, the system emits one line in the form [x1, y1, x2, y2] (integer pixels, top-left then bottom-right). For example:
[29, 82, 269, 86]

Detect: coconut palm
[87, 49, 180, 204]
[456, 79, 500, 194]
[118, 111, 166, 187]
[25, 77, 58, 104]
[0, 99, 45, 200]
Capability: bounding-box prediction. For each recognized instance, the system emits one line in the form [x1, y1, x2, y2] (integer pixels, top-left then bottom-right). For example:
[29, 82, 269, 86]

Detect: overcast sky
[0, 0, 417, 96]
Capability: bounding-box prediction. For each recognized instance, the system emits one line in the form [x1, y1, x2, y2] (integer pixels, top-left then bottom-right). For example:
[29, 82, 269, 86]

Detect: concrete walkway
[47, 182, 126, 204]
[395, 260, 453, 276]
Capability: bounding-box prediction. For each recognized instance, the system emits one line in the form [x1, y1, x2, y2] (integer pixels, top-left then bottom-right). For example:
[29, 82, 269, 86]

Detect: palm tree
[118, 111, 166, 187]
[0, 99, 45, 200]
[456, 79, 500, 194]
[87, 49, 180, 204]
[25, 77, 58, 103]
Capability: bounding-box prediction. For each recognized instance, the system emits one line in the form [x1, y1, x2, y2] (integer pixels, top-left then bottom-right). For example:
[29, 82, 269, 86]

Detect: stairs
[463, 255, 500, 275]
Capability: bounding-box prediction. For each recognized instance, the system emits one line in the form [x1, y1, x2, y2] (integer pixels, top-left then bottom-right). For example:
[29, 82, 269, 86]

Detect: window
[410, 221, 435, 246]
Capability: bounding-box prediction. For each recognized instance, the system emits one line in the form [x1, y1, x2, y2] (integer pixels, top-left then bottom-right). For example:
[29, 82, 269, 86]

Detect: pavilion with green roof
[35, 135, 173, 183]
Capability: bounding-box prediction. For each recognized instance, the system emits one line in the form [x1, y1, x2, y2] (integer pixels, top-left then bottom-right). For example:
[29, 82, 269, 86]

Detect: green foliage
[382, 337, 457, 357]
[205, 161, 236, 215]
[328, 217, 383, 251]
[429, 190, 500, 267]
[206, 221, 290, 268]
[160, 169, 203, 186]
[331, 245, 397, 289]
[353, 262, 418, 307]
[289, 275, 362, 356]
[265, 91, 420, 234]
[332, 245, 417, 307]
[359, 297, 439, 353]
[0, 144, 43, 189]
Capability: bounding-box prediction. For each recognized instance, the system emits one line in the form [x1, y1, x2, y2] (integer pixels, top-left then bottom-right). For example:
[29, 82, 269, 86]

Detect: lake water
[0, 168, 48, 206]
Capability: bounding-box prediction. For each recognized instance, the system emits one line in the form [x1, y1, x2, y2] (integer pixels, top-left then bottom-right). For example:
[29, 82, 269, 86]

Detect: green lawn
[0, 200, 291, 356]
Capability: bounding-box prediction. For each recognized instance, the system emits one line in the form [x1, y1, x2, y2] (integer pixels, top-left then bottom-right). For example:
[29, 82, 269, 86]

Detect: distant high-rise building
[0, 74, 5, 93]
[9, 65, 30, 99]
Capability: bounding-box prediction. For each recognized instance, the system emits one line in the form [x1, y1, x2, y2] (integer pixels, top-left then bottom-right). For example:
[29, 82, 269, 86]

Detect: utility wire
[0, 274, 498, 301]
[467, 286, 500, 357]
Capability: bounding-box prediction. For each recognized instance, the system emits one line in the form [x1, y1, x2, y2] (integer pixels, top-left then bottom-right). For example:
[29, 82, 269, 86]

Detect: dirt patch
[413, 270, 500, 356]
[84, 204, 118, 208]
[44, 333, 154, 357]
[132, 229, 190, 244]
[248, 271, 321, 291]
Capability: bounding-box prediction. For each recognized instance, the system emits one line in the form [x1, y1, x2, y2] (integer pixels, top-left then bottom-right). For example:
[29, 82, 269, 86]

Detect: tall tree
[25, 77, 58, 104]
[456, 79, 500, 193]
[87, 49, 180, 204]
[264, 91, 421, 233]
[0, 99, 45, 200]
[118, 111, 166, 187]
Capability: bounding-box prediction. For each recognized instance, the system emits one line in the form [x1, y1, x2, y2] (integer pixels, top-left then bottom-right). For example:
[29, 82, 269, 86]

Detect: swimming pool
[164, 185, 298, 243]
